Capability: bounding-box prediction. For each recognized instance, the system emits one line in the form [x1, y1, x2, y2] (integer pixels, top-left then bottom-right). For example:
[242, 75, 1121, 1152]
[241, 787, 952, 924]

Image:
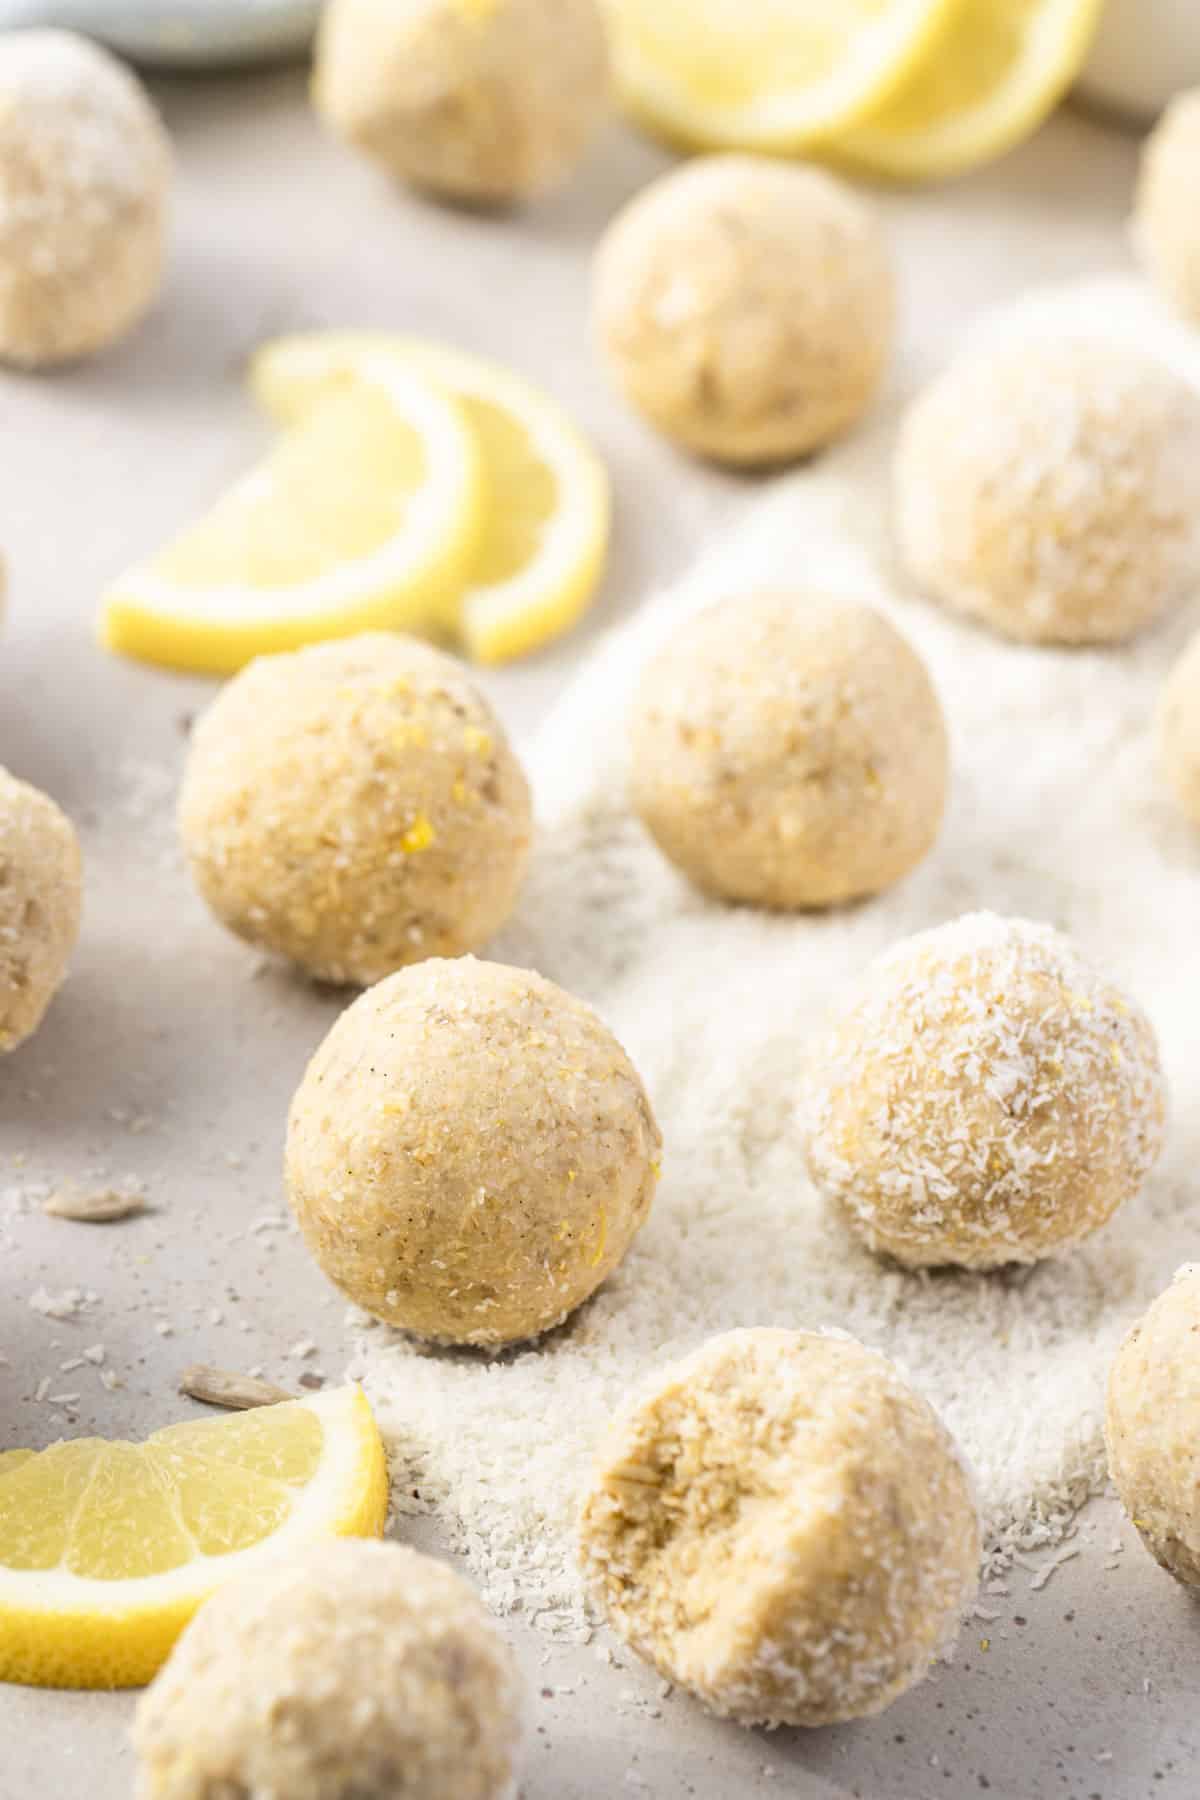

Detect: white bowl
[0, 0, 318, 66]
[1078, 0, 1200, 121]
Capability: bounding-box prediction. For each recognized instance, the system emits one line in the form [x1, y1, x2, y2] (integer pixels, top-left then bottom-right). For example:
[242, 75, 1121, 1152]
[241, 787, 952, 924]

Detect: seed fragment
[43, 1185, 146, 1224]
[179, 1365, 293, 1411]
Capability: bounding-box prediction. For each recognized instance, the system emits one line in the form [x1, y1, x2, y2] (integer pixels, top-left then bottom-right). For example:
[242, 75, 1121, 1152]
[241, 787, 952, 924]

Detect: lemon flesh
[100, 362, 483, 677]
[0, 1386, 388, 1689]
[252, 333, 611, 665]
[834, 0, 1103, 179]
[605, 0, 957, 151]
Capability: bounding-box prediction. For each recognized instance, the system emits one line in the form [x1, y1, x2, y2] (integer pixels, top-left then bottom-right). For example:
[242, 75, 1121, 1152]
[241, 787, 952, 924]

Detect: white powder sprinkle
[355, 275, 1200, 1636]
[28, 1286, 90, 1321]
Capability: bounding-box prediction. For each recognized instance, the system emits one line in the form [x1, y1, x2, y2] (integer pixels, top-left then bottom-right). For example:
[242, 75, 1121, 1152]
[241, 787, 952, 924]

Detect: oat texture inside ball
[578, 1328, 980, 1727]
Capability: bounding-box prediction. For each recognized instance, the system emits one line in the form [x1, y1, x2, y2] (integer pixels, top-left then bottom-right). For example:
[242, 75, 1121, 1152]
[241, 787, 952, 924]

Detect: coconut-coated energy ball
[578, 1328, 979, 1727]
[1157, 628, 1200, 825]
[313, 0, 610, 205]
[0, 767, 82, 1053]
[894, 338, 1200, 645]
[629, 593, 947, 909]
[1134, 89, 1200, 323]
[286, 957, 661, 1346]
[804, 913, 1168, 1270]
[0, 30, 171, 368]
[178, 634, 531, 986]
[1106, 1266, 1200, 1588]
[132, 1540, 523, 1800]
[594, 156, 894, 467]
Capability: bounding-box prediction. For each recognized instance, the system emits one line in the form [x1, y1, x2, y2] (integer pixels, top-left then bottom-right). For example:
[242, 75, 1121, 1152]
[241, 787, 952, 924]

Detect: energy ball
[286, 956, 661, 1346]
[0, 30, 171, 368]
[578, 1328, 979, 1727]
[178, 634, 531, 986]
[629, 592, 947, 909]
[594, 155, 894, 467]
[1134, 90, 1200, 323]
[1106, 1266, 1200, 1587]
[804, 913, 1167, 1270]
[894, 338, 1200, 645]
[0, 767, 82, 1053]
[132, 1540, 523, 1800]
[1157, 628, 1200, 824]
[313, 0, 610, 205]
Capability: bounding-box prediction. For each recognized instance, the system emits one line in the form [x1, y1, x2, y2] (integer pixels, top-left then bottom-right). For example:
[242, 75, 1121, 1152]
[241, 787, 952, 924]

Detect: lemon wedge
[100, 359, 484, 677]
[833, 0, 1103, 180]
[0, 1385, 388, 1689]
[252, 333, 611, 665]
[604, 0, 957, 153]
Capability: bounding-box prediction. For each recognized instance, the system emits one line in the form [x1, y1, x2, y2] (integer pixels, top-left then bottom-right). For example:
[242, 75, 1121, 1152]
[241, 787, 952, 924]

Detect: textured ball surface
[314, 0, 610, 204]
[0, 30, 171, 367]
[894, 339, 1200, 644]
[1106, 1266, 1200, 1587]
[286, 957, 661, 1346]
[578, 1328, 979, 1728]
[132, 1540, 522, 1800]
[803, 913, 1167, 1269]
[0, 766, 82, 1052]
[594, 156, 894, 466]
[179, 634, 531, 985]
[629, 592, 947, 908]
[1135, 89, 1200, 323]
[1158, 627, 1200, 825]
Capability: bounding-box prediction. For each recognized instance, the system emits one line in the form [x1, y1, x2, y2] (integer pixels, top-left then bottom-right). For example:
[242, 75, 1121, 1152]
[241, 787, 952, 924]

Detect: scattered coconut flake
[28, 1287, 90, 1320]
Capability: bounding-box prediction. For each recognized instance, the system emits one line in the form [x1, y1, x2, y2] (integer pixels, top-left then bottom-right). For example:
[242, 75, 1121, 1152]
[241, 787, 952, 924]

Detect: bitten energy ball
[133, 1540, 523, 1800]
[0, 767, 82, 1053]
[578, 1329, 979, 1727]
[1106, 1266, 1200, 1587]
[1158, 628, 1200, 824]
[179, 634, 531, 985]
[314, 0, 610, 205]
[286, 957, 661, 1346]
[804, 913, 1167, 1269]
[894, 338, 1200, 645]
[594, 156, 894, 466]
[1134, 89, 1200, 323]
[629, 593, 947, 909]
[0, 30, 171, 368]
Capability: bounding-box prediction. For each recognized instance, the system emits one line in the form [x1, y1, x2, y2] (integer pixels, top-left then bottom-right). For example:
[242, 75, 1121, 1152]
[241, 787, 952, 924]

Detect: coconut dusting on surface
[351, 276, 1200, 1639]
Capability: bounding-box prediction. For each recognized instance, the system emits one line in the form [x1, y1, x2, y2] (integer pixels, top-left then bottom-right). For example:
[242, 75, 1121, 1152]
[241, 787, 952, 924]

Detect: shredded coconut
[354, 275, 1200, 1636]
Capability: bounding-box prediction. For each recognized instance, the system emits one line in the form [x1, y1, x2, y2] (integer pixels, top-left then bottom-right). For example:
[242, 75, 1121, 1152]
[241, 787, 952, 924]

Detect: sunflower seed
[43, 1185, 146, 1223]
[179, 1365, 293, 1410]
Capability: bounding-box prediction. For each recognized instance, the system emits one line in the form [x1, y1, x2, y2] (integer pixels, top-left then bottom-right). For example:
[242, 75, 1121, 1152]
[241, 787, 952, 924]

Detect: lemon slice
[252, 333, 611, 665]
[605, 0, 957, 153]
[0, 1385, 388, 1689]
[834, 0, 1103, 180]
[100, 360, 484, 677]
